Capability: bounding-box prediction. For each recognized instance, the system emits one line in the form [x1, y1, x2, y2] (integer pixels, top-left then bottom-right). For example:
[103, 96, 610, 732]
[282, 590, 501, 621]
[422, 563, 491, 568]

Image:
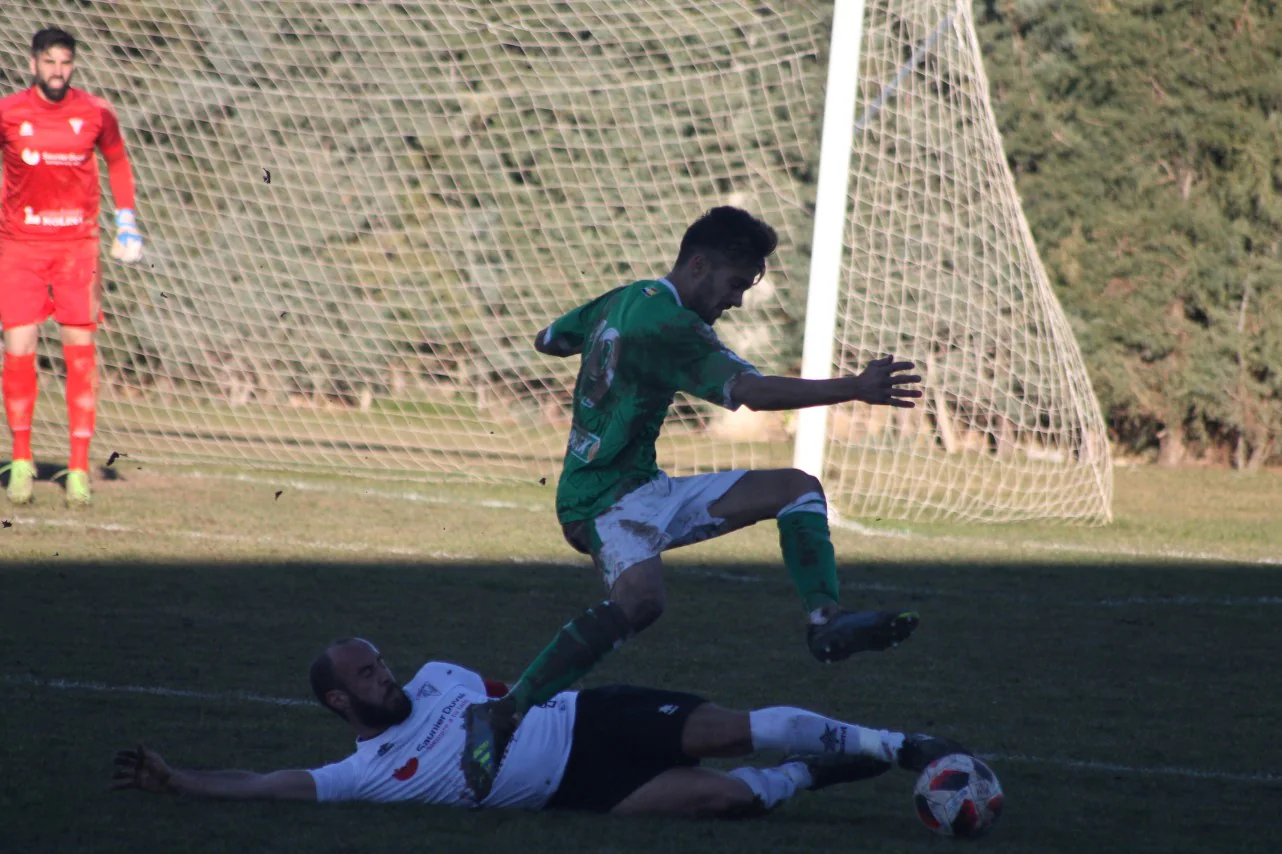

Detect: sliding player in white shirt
[112, 637, 970, 817]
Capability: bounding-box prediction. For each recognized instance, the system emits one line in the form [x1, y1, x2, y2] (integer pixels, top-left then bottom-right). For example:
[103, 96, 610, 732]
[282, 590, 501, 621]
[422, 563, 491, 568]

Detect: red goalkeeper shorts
[0, 238, 103, 329]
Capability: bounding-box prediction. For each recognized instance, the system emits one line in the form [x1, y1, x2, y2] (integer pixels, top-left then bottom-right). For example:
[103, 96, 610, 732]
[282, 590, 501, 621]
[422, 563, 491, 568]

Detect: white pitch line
[981, 752, 1282, 785]
[8, 516, 473, 561]
[6, 673, 1277, 785]
[1096, 594, 1282, 607]
[180, 471, 548, 512]
[4, 674, 311, 707]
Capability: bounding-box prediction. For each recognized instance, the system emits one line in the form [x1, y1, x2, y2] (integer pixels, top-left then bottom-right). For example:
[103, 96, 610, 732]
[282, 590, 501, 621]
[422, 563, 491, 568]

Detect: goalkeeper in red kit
[0, 28, 143, 507]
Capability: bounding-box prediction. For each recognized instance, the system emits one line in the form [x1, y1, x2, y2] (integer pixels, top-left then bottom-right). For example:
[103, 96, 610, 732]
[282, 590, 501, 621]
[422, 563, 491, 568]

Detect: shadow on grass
[2, 557, 1281, 854]
[0, 458, 124, 488]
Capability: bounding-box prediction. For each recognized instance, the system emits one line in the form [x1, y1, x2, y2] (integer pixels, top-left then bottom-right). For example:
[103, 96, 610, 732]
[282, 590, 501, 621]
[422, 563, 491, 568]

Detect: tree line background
[1, 1, 1276, 469]
[976, 0, 1281, 468]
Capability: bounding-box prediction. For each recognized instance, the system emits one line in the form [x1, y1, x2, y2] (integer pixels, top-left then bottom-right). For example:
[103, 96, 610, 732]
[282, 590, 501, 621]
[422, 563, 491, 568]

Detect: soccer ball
[912, 754, 1004, 838]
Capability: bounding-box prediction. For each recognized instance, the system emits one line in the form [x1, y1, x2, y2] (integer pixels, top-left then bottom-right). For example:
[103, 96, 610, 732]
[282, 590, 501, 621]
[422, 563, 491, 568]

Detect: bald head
[308, 638, 412, 731]
[309, 637, 358, 717]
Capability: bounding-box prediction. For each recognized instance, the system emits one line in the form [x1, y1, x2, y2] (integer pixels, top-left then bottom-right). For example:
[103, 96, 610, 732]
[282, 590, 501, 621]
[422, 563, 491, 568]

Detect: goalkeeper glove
[110, 208, 144, 264]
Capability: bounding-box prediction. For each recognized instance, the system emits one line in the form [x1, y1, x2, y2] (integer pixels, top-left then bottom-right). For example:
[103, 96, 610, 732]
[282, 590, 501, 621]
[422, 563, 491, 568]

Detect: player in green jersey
[462, 207, 924, 800]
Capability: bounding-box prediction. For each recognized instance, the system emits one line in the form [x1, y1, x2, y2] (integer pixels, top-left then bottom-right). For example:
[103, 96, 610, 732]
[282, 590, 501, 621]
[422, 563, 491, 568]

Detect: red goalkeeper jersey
[0, 86, 136, 242]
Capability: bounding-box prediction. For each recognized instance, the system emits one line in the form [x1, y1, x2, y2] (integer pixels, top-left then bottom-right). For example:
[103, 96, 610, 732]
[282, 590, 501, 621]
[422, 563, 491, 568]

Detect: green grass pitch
[1, 465, 1280, 852]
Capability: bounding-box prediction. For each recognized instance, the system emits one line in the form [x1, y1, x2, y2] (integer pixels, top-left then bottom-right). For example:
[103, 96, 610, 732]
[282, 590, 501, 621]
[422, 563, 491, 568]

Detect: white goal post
[796, 0, 1111, 523]
[0, 1, 1111, 523]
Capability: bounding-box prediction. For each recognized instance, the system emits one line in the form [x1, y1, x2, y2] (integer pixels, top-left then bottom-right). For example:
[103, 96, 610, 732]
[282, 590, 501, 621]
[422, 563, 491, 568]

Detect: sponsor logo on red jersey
[22, 207, 83, 227]
[34, 151, 89, 167]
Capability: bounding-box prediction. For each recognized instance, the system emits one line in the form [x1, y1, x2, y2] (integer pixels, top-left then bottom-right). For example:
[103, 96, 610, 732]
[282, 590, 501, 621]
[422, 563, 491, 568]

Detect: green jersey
[544, 278, 760, 523]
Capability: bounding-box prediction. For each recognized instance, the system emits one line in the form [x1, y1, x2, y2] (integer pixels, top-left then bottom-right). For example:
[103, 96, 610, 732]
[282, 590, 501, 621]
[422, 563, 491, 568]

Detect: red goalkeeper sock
[3, 351, 37, 461]
[63, 342, 97, 471]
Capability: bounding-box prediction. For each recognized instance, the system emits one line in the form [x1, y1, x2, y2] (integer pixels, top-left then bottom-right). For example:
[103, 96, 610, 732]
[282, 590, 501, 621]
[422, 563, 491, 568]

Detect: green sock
[778, 510, 840, 612]
[504, 600, 633, 714]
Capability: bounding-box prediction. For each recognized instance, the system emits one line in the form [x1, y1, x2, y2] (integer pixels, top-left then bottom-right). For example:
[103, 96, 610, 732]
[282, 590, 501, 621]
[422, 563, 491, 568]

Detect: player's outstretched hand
[110, 208, 144, 264]
[111, 744, 173, 793]
[852, 355, 922, 408]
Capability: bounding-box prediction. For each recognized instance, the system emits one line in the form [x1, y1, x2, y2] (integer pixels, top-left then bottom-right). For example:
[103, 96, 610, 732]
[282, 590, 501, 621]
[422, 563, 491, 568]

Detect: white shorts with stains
[587, 470, 748, 588]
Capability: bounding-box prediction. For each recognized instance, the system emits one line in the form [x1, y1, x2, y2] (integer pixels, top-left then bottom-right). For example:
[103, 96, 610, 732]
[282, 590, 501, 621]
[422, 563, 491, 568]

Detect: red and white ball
[912, 754, 1004, 838]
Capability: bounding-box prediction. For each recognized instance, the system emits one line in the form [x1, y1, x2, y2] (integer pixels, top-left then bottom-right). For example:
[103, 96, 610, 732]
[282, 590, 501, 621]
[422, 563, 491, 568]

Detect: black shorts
[544, 684, 708, 813]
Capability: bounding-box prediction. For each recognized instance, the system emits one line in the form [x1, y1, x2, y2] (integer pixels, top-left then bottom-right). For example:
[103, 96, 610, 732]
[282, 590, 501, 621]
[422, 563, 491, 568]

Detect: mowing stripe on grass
[172, 469, 1282, 566]
[697, 566, 1282, 606]
[6, 673, 1278, 785]
[832, 518, 1282, 566]
[11, 516, 1282, 609]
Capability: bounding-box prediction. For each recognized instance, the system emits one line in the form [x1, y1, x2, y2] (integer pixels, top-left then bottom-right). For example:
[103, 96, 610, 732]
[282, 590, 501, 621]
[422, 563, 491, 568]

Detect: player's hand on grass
[111, 744, 173, 793]
[110, 208, 144, 264]
[851, 355, 922, 407]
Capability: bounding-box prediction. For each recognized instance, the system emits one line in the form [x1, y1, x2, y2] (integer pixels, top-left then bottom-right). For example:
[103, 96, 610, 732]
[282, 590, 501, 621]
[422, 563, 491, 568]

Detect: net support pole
[793, 0, 865, 478]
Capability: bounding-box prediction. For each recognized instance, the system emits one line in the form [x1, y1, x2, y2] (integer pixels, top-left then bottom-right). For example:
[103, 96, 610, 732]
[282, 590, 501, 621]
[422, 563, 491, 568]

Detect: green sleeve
[539, 287, 625, 357]
[656, 314, 761, 410]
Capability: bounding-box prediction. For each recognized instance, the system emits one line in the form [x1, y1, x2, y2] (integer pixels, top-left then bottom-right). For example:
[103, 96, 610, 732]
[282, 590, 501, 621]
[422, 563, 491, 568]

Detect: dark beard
[349, 686, 412, 728]
[35, 76, 70, 102]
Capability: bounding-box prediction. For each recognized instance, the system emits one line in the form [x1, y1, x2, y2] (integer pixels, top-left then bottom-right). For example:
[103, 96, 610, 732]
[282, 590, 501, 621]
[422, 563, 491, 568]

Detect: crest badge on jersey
[69, 118, 84, 134]
[642, 285, 659, 297]
[567, 425, 602, 463]
[19, 121, 34, 136]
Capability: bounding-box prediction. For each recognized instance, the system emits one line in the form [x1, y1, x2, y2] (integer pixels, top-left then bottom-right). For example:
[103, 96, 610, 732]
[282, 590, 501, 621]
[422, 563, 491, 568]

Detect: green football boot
[2, 459, 37, 505]
[460, 698, 520, 803]
[54, 468, 92, 508]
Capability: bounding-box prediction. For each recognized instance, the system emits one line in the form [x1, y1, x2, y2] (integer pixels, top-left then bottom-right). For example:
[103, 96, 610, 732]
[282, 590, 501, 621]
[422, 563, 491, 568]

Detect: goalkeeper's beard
[34, 72, 72, 103]
[349, 685, 413, 728]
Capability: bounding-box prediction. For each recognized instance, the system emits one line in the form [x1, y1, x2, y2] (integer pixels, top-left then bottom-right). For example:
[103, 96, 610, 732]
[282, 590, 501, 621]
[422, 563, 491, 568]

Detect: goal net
[0, 1, 1111, 523]
[823, 2, 1112, 523]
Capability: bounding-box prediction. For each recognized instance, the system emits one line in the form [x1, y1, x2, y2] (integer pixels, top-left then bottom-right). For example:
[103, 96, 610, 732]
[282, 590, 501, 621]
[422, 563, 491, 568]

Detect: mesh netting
[827, 2, 1111, 521]
[0, 1, 1111, 522]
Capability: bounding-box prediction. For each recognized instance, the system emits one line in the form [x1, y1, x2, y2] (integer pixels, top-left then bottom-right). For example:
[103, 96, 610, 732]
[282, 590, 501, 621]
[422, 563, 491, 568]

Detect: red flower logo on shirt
[392, 757, 418, 781]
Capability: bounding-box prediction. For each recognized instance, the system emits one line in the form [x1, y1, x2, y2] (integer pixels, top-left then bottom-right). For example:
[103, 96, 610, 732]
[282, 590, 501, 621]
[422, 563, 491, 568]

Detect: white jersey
[308, 661, 576, 809]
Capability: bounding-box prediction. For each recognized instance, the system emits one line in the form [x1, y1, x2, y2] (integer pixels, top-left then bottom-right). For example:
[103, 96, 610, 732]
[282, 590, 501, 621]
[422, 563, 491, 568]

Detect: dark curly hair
[32, 28, 76, 57]
[675, 206, 778, 280]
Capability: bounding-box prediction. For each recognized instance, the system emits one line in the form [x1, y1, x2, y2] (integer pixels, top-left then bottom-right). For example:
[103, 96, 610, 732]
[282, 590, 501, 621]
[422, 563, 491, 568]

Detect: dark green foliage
[1, 1, 1274, 466]
[976, 0, 1282, 466]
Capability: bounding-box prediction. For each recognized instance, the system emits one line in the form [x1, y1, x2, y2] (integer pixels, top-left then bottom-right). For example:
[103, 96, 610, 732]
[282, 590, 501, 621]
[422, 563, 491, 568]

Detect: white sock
[749, 707, 904, 763]
[727, 762, 812, 809]
[808, 606, 834, 626]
